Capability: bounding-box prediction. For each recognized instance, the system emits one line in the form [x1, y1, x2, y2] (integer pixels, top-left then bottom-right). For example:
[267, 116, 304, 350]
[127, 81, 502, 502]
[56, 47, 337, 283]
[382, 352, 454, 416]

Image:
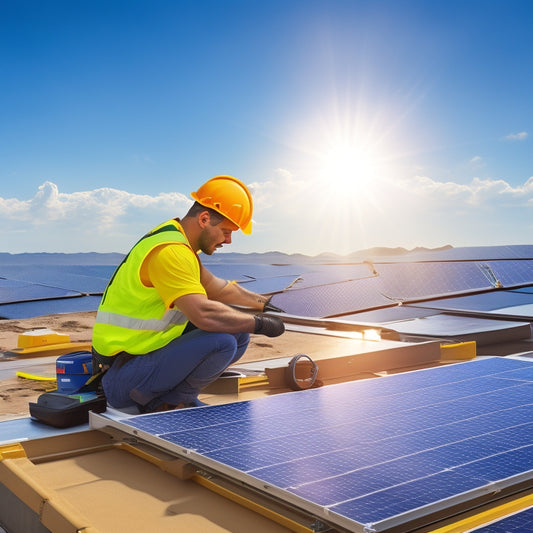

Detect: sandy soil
[0, 312, 308, 421]
[0, 311, 97, 351]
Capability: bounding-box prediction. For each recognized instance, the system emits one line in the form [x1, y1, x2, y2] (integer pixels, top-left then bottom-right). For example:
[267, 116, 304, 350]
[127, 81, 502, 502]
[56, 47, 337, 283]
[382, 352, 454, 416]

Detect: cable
[285, 354, 319, 391]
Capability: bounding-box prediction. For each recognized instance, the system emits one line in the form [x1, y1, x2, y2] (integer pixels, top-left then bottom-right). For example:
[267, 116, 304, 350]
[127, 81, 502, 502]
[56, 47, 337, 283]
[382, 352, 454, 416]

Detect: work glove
[254, 314, 285, 337]
[263, 296, 285, 313]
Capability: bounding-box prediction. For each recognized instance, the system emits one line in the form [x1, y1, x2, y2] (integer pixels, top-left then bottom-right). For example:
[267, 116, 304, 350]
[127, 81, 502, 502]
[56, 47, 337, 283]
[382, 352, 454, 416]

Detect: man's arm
[174, 292, 284, 337]
[200, 265, 267, 310]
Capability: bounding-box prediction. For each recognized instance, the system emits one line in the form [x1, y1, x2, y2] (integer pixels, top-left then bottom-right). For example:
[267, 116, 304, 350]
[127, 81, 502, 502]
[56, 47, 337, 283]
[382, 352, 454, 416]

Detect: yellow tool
[16, 371, 56, 382]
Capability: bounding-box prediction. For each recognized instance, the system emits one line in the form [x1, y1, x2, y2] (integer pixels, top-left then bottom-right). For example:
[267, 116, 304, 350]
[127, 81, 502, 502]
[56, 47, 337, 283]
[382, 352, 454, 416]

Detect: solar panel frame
[512, 286, 533, 294]
[409, 290, 533, 318]
[92, 357, 533, 533]
[340, 307, 438, 323]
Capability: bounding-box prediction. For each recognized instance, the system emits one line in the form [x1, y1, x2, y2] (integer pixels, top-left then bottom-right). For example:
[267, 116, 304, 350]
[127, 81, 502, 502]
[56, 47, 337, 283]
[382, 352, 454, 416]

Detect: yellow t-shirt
[144, 243, 207, 310]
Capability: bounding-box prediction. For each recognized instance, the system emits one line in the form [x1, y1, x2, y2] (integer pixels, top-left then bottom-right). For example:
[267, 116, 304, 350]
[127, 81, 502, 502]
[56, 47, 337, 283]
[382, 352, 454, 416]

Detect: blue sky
[1, 0, 532, 256]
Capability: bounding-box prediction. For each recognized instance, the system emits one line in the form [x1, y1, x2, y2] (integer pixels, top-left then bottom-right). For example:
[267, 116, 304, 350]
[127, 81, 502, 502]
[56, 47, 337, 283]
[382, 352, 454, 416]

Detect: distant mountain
[203, 245, 455, 264]
[3, 244, 532, 267]
[346, 245, 454, 261]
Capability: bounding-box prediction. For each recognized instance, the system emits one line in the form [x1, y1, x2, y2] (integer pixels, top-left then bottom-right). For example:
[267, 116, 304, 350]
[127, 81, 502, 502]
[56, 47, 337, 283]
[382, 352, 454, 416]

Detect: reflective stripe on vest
[95, 307, 188, 331]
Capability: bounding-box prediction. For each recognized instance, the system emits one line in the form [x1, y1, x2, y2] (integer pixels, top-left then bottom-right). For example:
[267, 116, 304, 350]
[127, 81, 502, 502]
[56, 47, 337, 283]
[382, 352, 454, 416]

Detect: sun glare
[317, 140, 385, 204]
[304, 128, 395, 253]
[320, 144, 378, 191]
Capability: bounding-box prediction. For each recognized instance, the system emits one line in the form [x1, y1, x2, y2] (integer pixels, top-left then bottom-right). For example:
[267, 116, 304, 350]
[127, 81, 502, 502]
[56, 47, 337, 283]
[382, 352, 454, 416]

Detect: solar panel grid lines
[236, 274, 301, 294]
[487, 260, 533, 287]
[123, 359, 532, 446]
[376, 262, 492, 301]
[286, 423, 533, 506]
[285, 264, 378, 290]
[0, 264, 116, 294]
[0, 294, 103, 319]
[493, 366, 533, 382]
[329, 468, 491, 528]
[267, 260, 533, 319]
[107, 357, 533, 533]
[124, 373, 530, 458]
[271, 276, 391, 317]
[0, 278, 82, 304]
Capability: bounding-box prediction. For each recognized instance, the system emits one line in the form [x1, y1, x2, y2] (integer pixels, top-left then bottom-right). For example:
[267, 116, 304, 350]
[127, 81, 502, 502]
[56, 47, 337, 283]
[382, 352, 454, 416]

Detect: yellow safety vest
[92, 220, 197, 356]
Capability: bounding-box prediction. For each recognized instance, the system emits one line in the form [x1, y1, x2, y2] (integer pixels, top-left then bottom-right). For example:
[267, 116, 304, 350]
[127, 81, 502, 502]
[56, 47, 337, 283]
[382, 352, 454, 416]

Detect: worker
[91, 175, 285, 413]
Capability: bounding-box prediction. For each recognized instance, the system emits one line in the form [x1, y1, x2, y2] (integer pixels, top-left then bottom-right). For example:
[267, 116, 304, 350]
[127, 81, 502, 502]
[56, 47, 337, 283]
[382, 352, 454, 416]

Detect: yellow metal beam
[192, 474, 315, 533]
[430, 493, 533, 532]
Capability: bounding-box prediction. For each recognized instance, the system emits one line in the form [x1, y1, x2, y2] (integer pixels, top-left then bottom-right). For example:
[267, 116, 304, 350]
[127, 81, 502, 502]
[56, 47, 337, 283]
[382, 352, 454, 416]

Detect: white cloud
[2, 175, 533, 254]
[243, 167, 533, 254]
[248, 168, 309, 214]
[505, 131, 528, 141]
[0, 181, 192, 252]
[398, 175, 533, 208]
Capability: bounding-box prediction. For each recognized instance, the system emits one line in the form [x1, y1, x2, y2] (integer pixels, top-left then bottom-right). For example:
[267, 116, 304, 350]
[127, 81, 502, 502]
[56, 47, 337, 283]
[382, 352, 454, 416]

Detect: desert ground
[0, 311, 308, 421]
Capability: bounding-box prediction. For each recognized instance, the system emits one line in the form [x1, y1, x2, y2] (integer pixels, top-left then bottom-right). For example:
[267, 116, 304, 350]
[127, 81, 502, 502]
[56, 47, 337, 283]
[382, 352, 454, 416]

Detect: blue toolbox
[29, 351, 106, 428]
[56, 351, 93, 394]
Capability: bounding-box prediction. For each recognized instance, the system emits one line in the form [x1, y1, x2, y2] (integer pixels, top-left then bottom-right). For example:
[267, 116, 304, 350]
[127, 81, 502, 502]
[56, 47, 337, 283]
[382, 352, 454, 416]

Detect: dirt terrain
[0, 312, 307, 421]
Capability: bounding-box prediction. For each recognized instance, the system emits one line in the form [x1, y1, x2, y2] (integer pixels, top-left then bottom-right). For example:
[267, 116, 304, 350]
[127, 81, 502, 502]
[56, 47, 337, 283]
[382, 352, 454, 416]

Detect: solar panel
[376, 261, 491, 300]
[354, 314, 531, 343]
[236, 275, 301, 294]
[410, 290, 533, 318]
[0, 278, 80, 304]
[94, 357, 533, 533]
[268, 261, 533, 319]
[512, 286, 533, 294]
[204, 263, 306, 282]
[0, 265, 115, 294]
[486, 260, 533, 287]
[340, 306, 437, 323]
[270, 276, 392, 317]
[286, 264, 378, 289]
[0, 294, 102, 319]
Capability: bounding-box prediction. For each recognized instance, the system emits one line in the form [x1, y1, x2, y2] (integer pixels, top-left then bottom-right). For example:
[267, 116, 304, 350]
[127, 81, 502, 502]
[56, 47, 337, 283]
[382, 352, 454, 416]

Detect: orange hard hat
[191, 175, 253, 234]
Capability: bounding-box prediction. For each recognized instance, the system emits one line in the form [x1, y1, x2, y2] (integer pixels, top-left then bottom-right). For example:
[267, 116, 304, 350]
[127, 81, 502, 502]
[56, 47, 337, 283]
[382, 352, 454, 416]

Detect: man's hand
[263, 296, 285, 313]
[254, 314, 285, 337]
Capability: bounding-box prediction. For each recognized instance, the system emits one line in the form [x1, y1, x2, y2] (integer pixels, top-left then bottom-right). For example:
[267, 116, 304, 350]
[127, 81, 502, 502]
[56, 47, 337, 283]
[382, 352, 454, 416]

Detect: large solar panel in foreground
[94, 357, 533, 532]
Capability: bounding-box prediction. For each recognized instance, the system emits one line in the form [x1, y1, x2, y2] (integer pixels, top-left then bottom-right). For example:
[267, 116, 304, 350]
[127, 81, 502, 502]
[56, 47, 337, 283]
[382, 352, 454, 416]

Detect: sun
[317, 140, 383, 201]
[321, 144, 377, 187]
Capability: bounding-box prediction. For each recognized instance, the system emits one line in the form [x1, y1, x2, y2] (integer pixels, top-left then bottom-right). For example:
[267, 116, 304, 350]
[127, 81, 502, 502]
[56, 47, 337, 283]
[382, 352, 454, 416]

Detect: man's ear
[198, 210, 210, 228]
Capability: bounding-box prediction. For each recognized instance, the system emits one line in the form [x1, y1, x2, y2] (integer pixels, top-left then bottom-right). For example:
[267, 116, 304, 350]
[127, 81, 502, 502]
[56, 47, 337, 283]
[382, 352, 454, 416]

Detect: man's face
[198, 216, 238, 255]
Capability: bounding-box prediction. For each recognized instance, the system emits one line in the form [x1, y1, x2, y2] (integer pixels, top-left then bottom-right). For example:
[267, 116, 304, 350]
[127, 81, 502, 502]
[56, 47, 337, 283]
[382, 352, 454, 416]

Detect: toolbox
[56, 350, 93, 394]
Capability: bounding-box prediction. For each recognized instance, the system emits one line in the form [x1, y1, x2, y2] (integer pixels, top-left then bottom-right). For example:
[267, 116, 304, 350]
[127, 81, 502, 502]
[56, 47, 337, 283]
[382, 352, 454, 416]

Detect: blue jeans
[102, 329, 250, 411]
